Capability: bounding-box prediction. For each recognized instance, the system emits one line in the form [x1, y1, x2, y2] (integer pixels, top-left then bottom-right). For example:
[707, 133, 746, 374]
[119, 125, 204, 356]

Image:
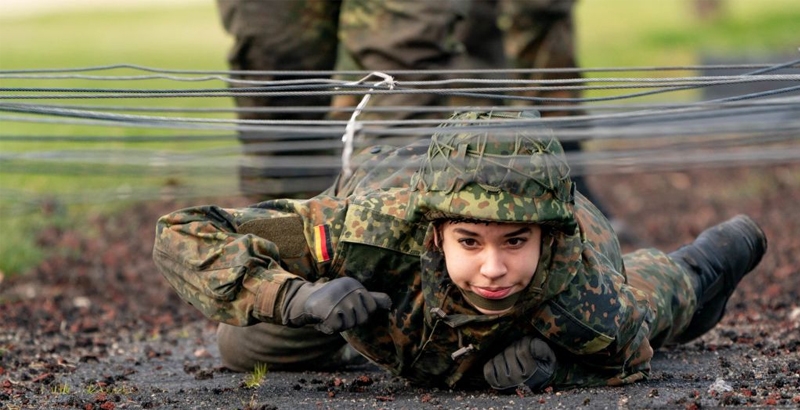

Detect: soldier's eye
[507, 238, 527, 247]
[458, 238, 478, 248]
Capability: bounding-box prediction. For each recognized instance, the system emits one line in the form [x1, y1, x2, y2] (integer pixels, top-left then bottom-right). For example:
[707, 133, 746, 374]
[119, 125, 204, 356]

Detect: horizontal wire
[2, 61, 799, 75]
[3, 92, 800, 133]
[4, 96, 800, 116]
[4, 74, 800, 94]
[3, 62, 800, 212]
[3, 139, 797, 176]
[3, 72, 800, 86]
[4, 83, 798, 106]
[4, 119, 797, 169]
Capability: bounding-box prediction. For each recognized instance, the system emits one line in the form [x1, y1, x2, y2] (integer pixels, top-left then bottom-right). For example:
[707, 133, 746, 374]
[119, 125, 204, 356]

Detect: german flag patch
[313, 224, 333, 262]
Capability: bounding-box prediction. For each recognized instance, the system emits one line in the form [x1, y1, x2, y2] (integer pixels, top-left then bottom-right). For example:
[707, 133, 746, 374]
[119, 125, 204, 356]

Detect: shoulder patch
[313, 224, 334, 262]
[238, 216, 306, 259]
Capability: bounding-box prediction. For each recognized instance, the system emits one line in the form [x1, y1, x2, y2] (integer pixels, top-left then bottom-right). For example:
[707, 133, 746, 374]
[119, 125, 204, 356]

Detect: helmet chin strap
[459, 288, 521, 313]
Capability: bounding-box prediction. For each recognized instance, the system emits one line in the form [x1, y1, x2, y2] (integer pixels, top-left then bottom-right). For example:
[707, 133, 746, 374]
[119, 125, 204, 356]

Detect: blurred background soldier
[216, 0, 629, 240]
[216, 0, 465, 198]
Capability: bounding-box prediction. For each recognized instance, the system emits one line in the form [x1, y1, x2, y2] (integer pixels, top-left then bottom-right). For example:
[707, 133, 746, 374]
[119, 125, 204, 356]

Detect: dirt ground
[2, 164, 800, 409]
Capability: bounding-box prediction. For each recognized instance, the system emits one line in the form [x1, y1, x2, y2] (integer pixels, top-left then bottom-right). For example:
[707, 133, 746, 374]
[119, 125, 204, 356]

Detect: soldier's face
[439, 221, 542, 314]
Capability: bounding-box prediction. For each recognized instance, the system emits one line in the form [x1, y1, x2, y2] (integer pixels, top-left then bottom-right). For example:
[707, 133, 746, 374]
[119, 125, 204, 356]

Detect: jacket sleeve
[535, 243, 655, 389]
[552, 331, 653, 390]
[152, 204, 315, 327]
[538, 192, 655, 389]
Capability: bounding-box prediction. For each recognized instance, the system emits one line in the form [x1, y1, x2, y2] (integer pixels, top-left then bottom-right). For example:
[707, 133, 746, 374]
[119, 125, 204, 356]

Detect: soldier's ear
[433, 224, 442, 249]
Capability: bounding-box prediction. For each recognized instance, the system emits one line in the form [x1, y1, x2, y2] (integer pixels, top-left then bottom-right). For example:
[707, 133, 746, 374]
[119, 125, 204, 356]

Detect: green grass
[0, 3, 238, 275]
[577, 0, 800, 68]
[0, 5, 230, 68]
[50, 382, 71, 395]
[576, 0, 800, 102]
[243, 362, 269, 389]
[1, 0, 799, 275]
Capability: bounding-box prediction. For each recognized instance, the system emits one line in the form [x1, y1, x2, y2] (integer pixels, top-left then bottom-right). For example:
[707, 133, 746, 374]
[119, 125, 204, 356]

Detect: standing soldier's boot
[669, 215, 768, 343]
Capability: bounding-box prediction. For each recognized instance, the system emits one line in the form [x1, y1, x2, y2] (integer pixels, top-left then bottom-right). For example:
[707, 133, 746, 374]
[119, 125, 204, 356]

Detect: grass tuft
[243, 362, 269, 389]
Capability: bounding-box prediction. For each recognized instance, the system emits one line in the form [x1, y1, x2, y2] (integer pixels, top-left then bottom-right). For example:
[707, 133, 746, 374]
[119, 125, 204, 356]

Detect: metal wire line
[7, 107, 788, 152]
[3, 139, 798, 212]
[3, 88, 800, 136]
[2, 61, 798, 75]
[3, 64, 799, 189]
[0, 133, 237, 143]
[5, 81, 799, 108]
[4, 94, 797, 140]
[4, 141, 797, 179]
[4, 96, 800, 117]
[15, 141, 799, 215]
[3, 101, 798, 150]
[4, 58, 799, 97]
[4, 74, 800, 94]
[2, 110, 798, 146]
[3, 72, 800, 87]
[1, 66, 797, 213]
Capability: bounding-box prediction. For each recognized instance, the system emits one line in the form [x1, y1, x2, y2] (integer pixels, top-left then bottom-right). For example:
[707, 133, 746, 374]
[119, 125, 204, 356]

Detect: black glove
[483, 336, 557, 392]
[282, 277, 392, 334]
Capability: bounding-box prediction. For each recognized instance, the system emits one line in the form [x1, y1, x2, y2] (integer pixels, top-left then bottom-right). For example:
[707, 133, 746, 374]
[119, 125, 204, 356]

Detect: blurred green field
[578, 0, 800, 68]
[0, 3, 237, 274]
[1, 0, 799, 275]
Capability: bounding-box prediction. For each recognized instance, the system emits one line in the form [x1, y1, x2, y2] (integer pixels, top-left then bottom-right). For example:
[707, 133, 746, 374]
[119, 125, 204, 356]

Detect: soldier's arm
[152, 205, 314, 327]
[554, 283, 653, 387]
[544, 193, 653, 388]
[550, 307, 653, 389]
[537, 245, 654, 389]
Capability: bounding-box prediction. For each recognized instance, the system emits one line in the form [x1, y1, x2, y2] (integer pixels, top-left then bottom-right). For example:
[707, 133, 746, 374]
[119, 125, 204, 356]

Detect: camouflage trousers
[215, 249, 696, 373]
[452, 0, 580, 112]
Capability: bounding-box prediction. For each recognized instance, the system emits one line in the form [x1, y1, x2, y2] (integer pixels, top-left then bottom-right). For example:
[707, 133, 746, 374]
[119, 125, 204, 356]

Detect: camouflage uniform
[216, 0, 466, 197]
[154, 111, 697, 390]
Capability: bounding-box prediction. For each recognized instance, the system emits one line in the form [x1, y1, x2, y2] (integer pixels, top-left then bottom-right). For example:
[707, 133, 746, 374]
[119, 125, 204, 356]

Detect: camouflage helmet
[412, 111, 576, 231]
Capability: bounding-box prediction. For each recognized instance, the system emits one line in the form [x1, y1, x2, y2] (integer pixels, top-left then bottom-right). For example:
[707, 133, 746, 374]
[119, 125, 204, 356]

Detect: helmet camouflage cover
[412, 111, 576, 231]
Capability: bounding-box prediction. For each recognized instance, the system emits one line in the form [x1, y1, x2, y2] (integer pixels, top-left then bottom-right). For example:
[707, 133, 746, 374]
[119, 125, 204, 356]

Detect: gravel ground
[2, 164, 800, 409]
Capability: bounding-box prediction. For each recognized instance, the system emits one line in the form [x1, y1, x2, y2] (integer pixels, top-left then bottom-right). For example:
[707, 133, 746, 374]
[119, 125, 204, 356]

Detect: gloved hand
[282, 277, 392, 334]
[483, 336, 557, 392]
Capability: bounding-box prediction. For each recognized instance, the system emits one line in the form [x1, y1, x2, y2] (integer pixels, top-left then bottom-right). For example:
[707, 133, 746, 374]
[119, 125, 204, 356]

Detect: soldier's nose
[479, 249, 507, 279]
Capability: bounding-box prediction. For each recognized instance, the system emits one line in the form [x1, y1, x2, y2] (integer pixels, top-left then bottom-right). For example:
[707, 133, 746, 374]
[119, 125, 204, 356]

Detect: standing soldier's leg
[339, 0, 466, 146]
[449, 0, 509, 107]
[216, 0, 343, 199]
[499, 0, 578, 116]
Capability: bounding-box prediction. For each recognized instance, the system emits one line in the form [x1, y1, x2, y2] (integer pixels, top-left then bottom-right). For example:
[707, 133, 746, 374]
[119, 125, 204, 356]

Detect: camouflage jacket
[153, 112, 654, 390]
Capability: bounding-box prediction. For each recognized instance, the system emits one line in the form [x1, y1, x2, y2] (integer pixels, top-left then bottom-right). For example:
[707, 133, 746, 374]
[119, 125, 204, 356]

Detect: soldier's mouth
[471, 286, 513, 299]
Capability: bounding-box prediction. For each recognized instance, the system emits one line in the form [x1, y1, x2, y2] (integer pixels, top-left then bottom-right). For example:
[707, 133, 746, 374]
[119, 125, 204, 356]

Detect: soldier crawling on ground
[153, 111, 767, 391]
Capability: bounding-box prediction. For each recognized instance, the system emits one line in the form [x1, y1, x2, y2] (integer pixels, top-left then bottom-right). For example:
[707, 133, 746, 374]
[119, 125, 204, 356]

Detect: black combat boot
[669, 215, 767, 344]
